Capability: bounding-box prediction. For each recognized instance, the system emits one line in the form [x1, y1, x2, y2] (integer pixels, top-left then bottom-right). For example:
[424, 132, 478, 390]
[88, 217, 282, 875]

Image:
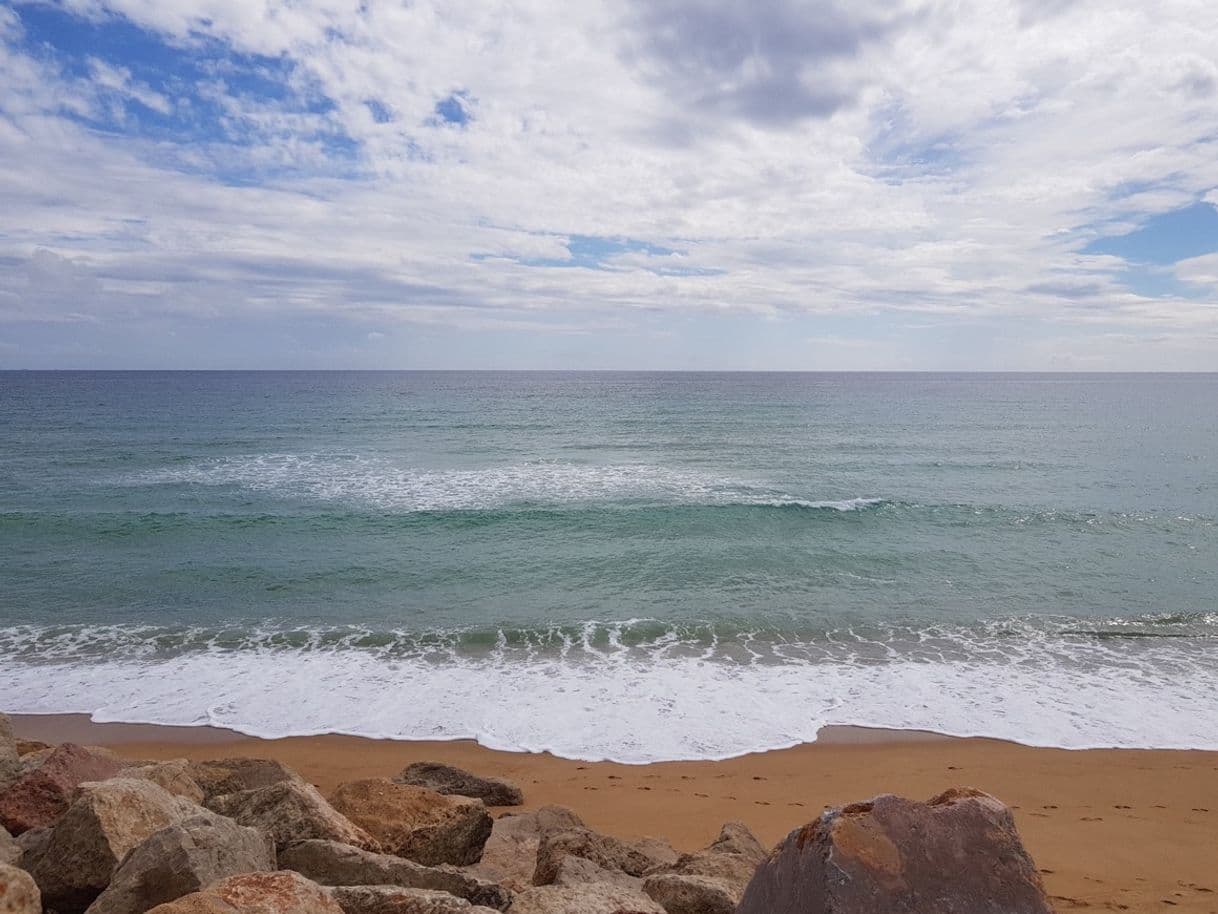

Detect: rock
[736, 788, 1054, 914]
[550, 856, 642, 891]
[84, 812, 276, 914]
[465, 807, 584, 892]
[0, 743, 125, 835]
[122, 760, 206, 804]
[27, 777, 201, 914]
[0, 827, 17, 867]
[13, 741, 50, 758]
[279, 840, 510, 911]
[642, 874, 735, 914]
[0, 863, 40, 914]
[145, 871, 344, 914]
[188, 757, 302, 803]
[533, 826, 659, 886]
[12, 827, 49, 869]
[640, 821, 765, 912]
[329, 885, 499, 914]
[508, 884, 665, 914]
[397, 764, 523, 807]
[330, 780, 490, 867]
[208, 781, 379, 853]
[630, 837, 679, 869]
[0, 717, 20, 796]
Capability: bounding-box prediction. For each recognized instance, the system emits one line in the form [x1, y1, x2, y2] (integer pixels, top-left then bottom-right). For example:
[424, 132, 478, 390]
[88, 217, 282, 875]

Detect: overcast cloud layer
[1, 0, 1217, 369]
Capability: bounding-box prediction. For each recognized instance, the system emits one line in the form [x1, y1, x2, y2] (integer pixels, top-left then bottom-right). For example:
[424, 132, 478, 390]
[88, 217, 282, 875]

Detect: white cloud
[0, 0, 1216, 367]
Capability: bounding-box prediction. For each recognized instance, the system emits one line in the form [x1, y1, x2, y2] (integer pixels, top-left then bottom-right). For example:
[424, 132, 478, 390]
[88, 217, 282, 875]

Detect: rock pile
[0, 713, 1056, 914]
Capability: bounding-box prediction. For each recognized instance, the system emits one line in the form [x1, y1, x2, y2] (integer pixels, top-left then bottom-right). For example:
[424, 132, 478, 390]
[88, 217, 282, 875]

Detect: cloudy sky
[2, 0, 1217, 369]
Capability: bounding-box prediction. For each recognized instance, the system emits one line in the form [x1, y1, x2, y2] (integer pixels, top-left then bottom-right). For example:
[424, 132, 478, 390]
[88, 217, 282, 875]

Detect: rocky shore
[0, 713, 1060, 914]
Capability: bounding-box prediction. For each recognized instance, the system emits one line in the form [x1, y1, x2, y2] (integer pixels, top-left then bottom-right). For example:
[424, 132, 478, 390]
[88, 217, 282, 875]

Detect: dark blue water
[1, 371, 1214, 760]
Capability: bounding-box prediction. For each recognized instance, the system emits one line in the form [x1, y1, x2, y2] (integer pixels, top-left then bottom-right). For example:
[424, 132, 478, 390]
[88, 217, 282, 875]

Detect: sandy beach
[11, 714, 1217, 913]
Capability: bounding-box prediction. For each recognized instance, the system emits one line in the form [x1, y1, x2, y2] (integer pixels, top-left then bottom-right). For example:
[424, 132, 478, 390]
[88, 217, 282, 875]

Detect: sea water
[0, 371, 1214, 761]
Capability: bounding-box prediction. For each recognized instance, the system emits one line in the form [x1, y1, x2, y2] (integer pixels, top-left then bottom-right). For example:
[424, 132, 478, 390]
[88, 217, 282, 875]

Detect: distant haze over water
[1, 371, 1215, 762]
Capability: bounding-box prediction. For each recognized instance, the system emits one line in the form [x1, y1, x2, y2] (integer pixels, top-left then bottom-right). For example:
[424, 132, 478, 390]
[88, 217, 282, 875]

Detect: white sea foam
[1, 621, 1215, 762]
[126, 454, 877, 514]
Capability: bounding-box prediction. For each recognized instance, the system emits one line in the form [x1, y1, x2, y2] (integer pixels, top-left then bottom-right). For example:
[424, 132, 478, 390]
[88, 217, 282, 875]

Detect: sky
[1, 0, 1217, 370]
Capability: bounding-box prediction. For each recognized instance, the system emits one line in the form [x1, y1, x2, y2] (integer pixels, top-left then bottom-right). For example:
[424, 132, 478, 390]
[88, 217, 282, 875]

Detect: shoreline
[9, 712, 1218, 912]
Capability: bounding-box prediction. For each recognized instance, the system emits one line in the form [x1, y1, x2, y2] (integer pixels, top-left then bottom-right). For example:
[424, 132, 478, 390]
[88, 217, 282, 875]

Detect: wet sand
[11, 714, 1218, 913]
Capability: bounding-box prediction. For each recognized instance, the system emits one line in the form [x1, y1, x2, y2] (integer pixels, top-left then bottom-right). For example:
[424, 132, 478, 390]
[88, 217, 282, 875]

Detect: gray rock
[533, 826, 659, 886]
[508, 884, 665, 914]
[121, 760, 206, 805]
[27, 777, 202, 914]
[0, 827, 18, 868]
[0, 863, 41, 914]
[84, 812, 275, 914]
[464, 806, 583, 893]
[187, 757, 302, 803]
[736, 788, 1054, 914]
[642, 874, 736, 914]
[330, 780, 490, 867]
[396, 763, 523, 807]
[279, 839, 510, 910]
[209, 780, 379, 853]
[145, 871, 344, 914]
[329, 885, 499, 914]
[550, 856, 642, 891]
[640, 821, 765, 912]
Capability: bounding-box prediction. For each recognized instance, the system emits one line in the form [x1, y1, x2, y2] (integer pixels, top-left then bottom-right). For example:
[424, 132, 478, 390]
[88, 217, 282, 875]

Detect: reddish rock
[736, 788, 1054, 914]
[146, 871, 343, 914]
[397, 763, 523, 807]
[0, 744, 124, 835]
[329, 779, 490, 867]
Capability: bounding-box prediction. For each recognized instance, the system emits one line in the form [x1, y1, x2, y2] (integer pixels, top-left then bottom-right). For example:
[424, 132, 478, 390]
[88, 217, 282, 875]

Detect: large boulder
[0, 744, 124, 835]
[329, 885, 499, 914]
[145, 871, 343, 914]
[641, 821, 765, 913]
[122, 760, 206, 805]
[533, 826, 660, 886]
[468, 807, 582, 892]
[26, 777, 202, 914]
[0, 827, 18, 867]
[330, 780, 491, 867]
[508, 884, 665, 914]
[0, 864, 40, 914]
[84, 813, 276, 914]
[209, 781, 379, 853]
[279, 840, 510, 910]
[396, 763, 523, 807]
[736, 788, 1054, 914]
[188, 758, 302, 803]
[0, 716, 20, 796]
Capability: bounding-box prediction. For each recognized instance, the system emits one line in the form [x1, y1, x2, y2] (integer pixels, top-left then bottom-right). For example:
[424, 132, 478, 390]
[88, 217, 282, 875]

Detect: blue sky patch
[1084, 201, 1218, 265]
[434, 92, 471, 126]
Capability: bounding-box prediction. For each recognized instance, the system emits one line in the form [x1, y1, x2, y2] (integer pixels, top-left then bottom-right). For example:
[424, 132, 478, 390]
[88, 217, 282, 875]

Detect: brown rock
[641, 821, 765, 912]
[533, 827, 659, 886]
[0, 716, 20, 796]
[330, 780, 490, 867]
[84, 813, 276, 914]
[279, 839, 510, 911]
[641, 874, 735, 914]
[736, 788, 1054, 914]
[550, 856, 643, 891]
[188, 757, 302, 802]
[465, 806, 583, 893]
[13, 741, 50, 758]
[208, 780, 379, 853]
[0, 743, 124, 835]
[0, 827, 18, 867]
[397, 763, 523, 807]
[508, 884, 665, 914]
[122, 760, 206, 804]
[26, 778, 202, 914]
[0, 863, 41, 914]
[329, 885, 499, 914]
[146, 871, 343, 914]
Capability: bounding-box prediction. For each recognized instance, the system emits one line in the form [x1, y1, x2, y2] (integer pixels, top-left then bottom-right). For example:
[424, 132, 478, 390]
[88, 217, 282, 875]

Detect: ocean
[0, 371, 1214, 762]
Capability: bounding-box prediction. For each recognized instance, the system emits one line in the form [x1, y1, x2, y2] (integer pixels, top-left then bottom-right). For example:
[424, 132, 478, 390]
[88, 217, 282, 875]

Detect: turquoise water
[1, 371, 1215, 760]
